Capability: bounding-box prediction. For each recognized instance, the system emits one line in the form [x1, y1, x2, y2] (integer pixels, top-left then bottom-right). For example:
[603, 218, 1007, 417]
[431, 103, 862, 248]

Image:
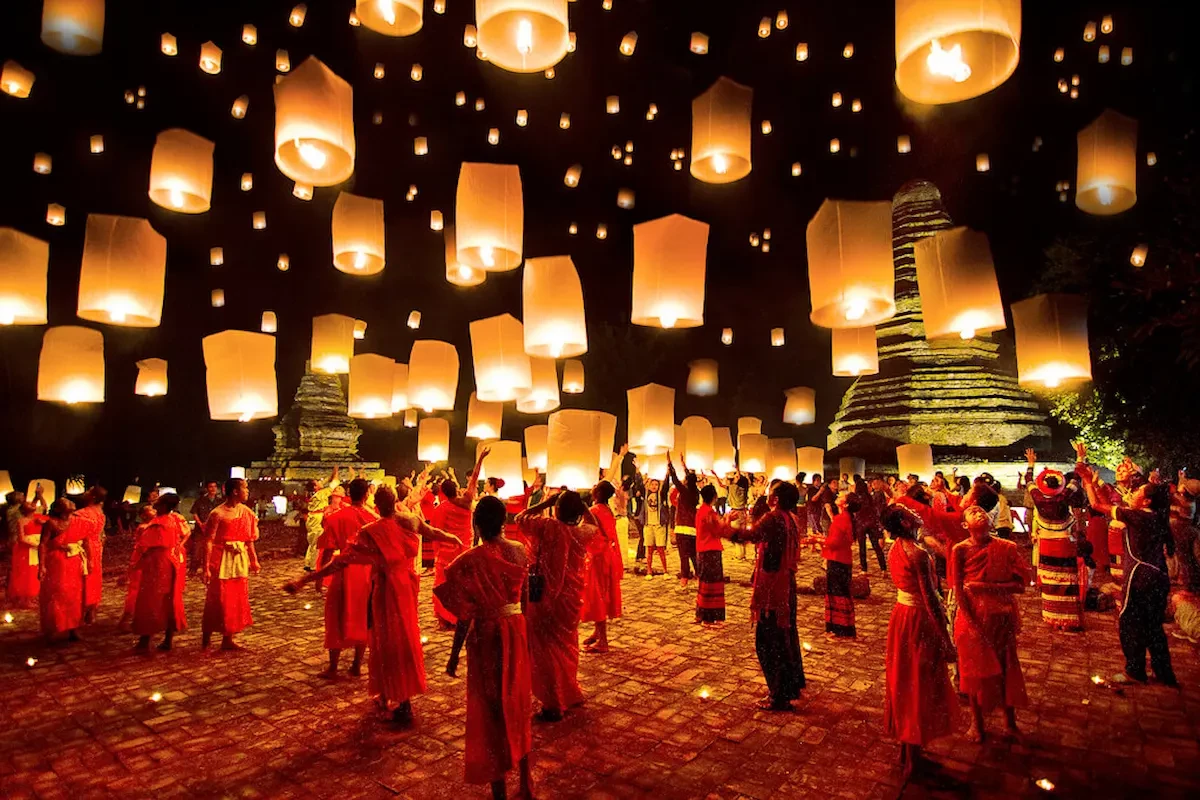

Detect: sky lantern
[1076, 109, 1138, 215]
[485, 441, 526, 498]
[476, 0, 570, 74]
[771, 328, 785, 347]
[210, 289, 225, 308]
[353, 320, 367, 340]
[46, 204, 66, 226]
[408, 340, 459, 411]
[310, 313, 356, 374]
[1011, 293, 1092, 389]
[690, 32, 709, 54]
[796, 446, 824, 479]
[687, 359, 719, 396]
[38, 326, 104, 404]
[894, 0, 1021, 105]
[467, 393, 503, 439]
[525, 424, 548, 471]
[331, 192, 385, 275]
[134, 358, 167, 397]
[682, 416, 714, 470]
[403, 409, 417, 427]
[738, 433, 768, 474]
[261, 311, 277, 333]
[2, 61, 35, 98]
[418, 417, 450, 462]
[390, 362, 409, 413]
[832, 326, 879, 376]
[517, 357, 561, 413]
[594, 412, 617, 470]
[807, 199, 895, 328]
[670, 424, 688, 468]
[76, 214, 166, 328]
[784, 386, 816, 424]
[627, 383, 674, 455]
[738, 416, 762, 438]
[631, 214, 709, 328]
[767, 438, 797, 480]
[199, 42, 222, 74]
[357, 0, 423, 35]
[41, 0, 105, 55]
[471, 313, 533, 402]
[348, 353, 396, 418]
[274, 57, 355, 187]
[712, 427, 735, 474]
[148, 129, 214, 213]
[0, 228, 49, 325]
[562, 359, 584, 393]
[34, 153, 52, 174]
[0, 472, 11, 497]
[455, 162, 523, 271]
[546, 409, 601, 489]
[523, 255, 587, 358]
[915, 227, 1006, 340]
[897, 443, 935, 482]
[620, 32, 638, 55]
[444, 225, 486, 287]
[690, 77, 753, 183]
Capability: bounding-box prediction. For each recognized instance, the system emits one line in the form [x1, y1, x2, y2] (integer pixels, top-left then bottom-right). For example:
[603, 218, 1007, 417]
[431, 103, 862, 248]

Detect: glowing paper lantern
[330, 192, 385, 275]
[243, 24, 258, 44]
[135, 358, 167, 396]
[476, 0, 569, 74]
[898, 135, 912, 154]
[276, 50, 291, 72]
[690, 33, 709, 54]
[738, 434, 768, 474]
[390, 363, 409, 413]
[455, 163, 523, 271]
[199, 42, 222, 74]
[274, 57, 355, 187]
[467, 393, 503, 439]
[352, 321, 366, 342]
[915, 227, 1006, 340]
[631, 214, 709, 328]
[690, 77, 753, 184]
[687, 359, 719, 396]
[1076, 109, 1137, 216]
[46, 204, 65, 226]
[894, 0, 1021, 105]
[356, 0, 423, 35]
[444, 225, 485, 287]
[404, 409, 417, 427]
[41, 0, 105, 55]
[348, 354, 395, 419]
[767, 438, 797, 480]
[418, 417, 450, 462]
[832, 326, 879, 376]
[897, 443, 935, 482]
[231, 95, 249, 119]
[409, 340, 459, 411]
[407, 311, 421, 329]
[738, 417, 762, 439]
[261, 311, 277, 333]
[38, 326, 104, 404]
[975, 153, 990, 172]
[201, 331, 277, 422]
[2, 61, 35, 98]
[0, 471, 11, 497]
[28, 480, 57, 505]
[310, 313, 356, 374]
[771, 328, 785, 347]
[1011, 293, 1092, 389]
[517, 357, 560, 414]
[485, 441, 526, 498]
[525, 424, 548, 471]
[148, 129, 214, 214]
[796, 447, 824, 479]
[33, 153, 52, 174]
[681, 416, 714, 470]
[64, 476, 85, 496]
[627, 383, 674, 456]
[523, 256, 587, 358]
[77, 214, 166, 328]
[562, 359, 584, 393]
[89, 135, 104, 154]
[606, 96, 620, 114]
[712, 427, 735, 474]
[546, 410, 601, 489]
[564, 165, 581, 187]
[0, 228, 49, 325]
[471, 314, 532, 402]
[784, 387, 816, 425]
[806, 199, 895, 328]
[210, 289, 225, 308]
[1130, 244, 1148, 267]
[252, 211, 267, 230]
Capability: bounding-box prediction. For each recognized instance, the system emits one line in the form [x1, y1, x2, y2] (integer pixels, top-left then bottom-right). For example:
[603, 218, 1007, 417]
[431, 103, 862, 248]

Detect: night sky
[0, 1, 1184, 491]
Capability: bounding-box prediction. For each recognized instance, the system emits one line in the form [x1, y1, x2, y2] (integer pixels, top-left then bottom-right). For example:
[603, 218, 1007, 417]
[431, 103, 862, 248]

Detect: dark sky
[0, 0, 1184, 491]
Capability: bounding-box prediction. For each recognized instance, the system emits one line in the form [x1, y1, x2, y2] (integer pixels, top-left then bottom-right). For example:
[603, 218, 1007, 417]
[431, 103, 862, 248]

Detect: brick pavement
[2, 542, 1199, 799]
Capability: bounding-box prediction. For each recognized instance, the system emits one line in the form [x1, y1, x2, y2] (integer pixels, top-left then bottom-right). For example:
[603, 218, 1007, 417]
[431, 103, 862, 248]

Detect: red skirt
[39, 550, 85, 636]
[7, 542, 40, 607]
[954, 607, 1027, 711]
[433, 560, 457, 625]
[84, 536, 103, 608]
[324, 562, 371, 649]
[884, 603, 956, 746]
[581, 547, 622, 623]
[132, 547, 187, 636]
[201, 550, 252, 635]
[1085, 515, 1110, 569]
[463, 615, 532, 784]
[368, 567, 427, 707]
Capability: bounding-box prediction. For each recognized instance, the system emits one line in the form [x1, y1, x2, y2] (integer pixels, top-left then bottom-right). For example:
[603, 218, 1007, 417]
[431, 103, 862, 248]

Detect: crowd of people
[4, 442, 1197, 796]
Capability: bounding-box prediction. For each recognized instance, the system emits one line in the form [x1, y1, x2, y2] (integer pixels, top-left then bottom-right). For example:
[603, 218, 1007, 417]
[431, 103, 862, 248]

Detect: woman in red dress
[822, 491, 859, 638]
[582, 480, 622, 653]
[132, 494, 191, 652]
[8, 501, 44, 608]
[38, 498, 88, 644]
[201, 478, 261, 651]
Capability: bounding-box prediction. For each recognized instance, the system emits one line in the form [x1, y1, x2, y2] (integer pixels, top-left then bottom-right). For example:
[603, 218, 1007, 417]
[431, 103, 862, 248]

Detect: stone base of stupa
[246, 459, 384, 484]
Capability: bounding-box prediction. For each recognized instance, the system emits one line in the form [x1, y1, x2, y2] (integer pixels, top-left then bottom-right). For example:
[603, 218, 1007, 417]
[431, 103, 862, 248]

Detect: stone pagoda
[826, 180, 1050, 467]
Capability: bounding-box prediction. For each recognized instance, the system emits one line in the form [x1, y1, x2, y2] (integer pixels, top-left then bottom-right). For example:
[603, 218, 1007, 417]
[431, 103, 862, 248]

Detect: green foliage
[1046, 388, 1131, 470]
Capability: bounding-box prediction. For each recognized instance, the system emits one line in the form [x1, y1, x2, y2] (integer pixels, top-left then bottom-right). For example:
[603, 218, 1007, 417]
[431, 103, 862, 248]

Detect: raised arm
[463, 448, 489, 502]
[605, 444, 627, 484]
[517, 493, 557, 522]
[666, 454, 686, 494]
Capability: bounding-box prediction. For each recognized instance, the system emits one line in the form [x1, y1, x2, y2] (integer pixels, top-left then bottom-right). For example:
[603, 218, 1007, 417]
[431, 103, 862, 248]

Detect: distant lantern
[471, 314, 532, 402]
[831, 326, 879, 376]
[525, 424, 549, 471]
[851, 99, 862, 112]
[516, 109, 528, 127]
[34, 153, 52, 174]
[467, 393, 503, 439]
[210, 289, 225, 308]
[606, 96, 620, 114]
[1076, 109, 1137, 216]
[455, 91, 467, 106]
[796, 43, 809, 61]
[737, 417, 762, 440]
[738, 434, 768, 474]
[444, 225, 485, 287]
[274, 57, 355, 186]
[252, 211, 266, 229]
[712, 427, 736, 474]
[1121, 47, 1132, 66]
[690, 77, 753, 184]
[783, 386, 816, 425]
[41, 0, 105, 55]
[843, 42, 855, 58]
[135, 358, 168, 397]
[293, 181, 313, 199]
[563, 165, 582, 187]
[682, 416, 714, 470]
[806, 199, 895, 328]
[567, 32, 576, 52]
[241, 173, 253, 190]
[199, 42, 222, 74]
[90, 135, 104, 154]
[829, 138, 840, 153]
[410, 63, 423, 81]
[402, 408, 417, 427]
[408, 340, 459, 411]
[975, 153, 990, 172]
[1083, 21, 1096, 41]
[1101, 15, 1113, 34]
[487, 128, 500, 145]
[915, 227, 1006, 340]
[761, 120, 772, 134]
[1053, 47, 1064, 62]
[77, 214, 166, 327]
[374, 63, 386, 79]
[690, 32, 709, 54]
[310, 313, 356, 374]
[412, 136, 429, 156]
[567, 222, 578, 235]
[455, 162, 523, 271]
[261, 311, 277, 333]
[758, 17, 771, 38]
[617, 188, 635, 209]
[418, 417, 450, 462]
[559, 113, 571, 129]
[1098, 45, 1110, 64]
[776, 10, 789, 29]
[357, 0, 423, 36]
[894, 0, 1021, 105]
[1146, 152, 1156, 167]
[767, 439, 797, 481]
[831, 92, 843, 108]
[721, 328, 733, 345]
[517, 357, 560, 413]
[796, 447, 824, 479]
[687, 359, 719, 396]
[627, 383, 674, 456]
[290, 4, 307, 26]
[1, 61, 34, 98]
[897, 444, 935, 482]
[897, 135, 912, 153]
[523, 256, 587, 358]
[0, 228, 49, 325]
[771, 327, 785, 346]
[38, 326, 104, 404]
[1011, 293, 1092, 389]
[476, 0, 570, 73]
[348, 354, 395, 419]
[353, 320, 367, 340]
[791, 162, 802, 176]
[1130, 244, 1148, 267]
[407, 310, 421, 329]
[243, 24, 258, 44]
[231, 95, 249, 118]
[390, 363, 409, 413]
[331, 192, 385, 276]
[430, 210, 444, 231]
[620, 32, 638, 55]
[546, 410, 601, 489]
[46, 204, 66, 226]
[631, 214, 709, 328]
[277, 254, 290, 271]
[562, 359, 584, 393]
[210, 247, 223, 266]
[148, 128, 214, 214]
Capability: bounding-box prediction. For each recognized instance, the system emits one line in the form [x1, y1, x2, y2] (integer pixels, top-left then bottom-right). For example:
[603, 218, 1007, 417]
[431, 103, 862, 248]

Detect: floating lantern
[843, 42, 855, 58]
[260, 311, 277, 333]
[738, 434, 768, 473]
[832, 326, 879, 376]
[976, 153, 993, 172]
[486, 441, 526, 497]
[567, 32, 576, 52]
[444, 225, 485, 288]
[915, 227, 1006, 340]
[46, 204, 66, 226]
[606, 96, 620, 114]
[1035, 779, 1055, 792]
[41, 0, 105, 55]
[1, 61, 34, 98]
[148, 129, 214, 214]
[471, 314, 533, 402]
[199, 42, 222, 74]
[1101, 15, 1113, 34]
[77, 215, 166, 327]
[38, 326, 104, 404]
[796, 43, 809, 61]
[384, 362, 408, 413]
[455, 91, 467, 106]
[418, 417, 450, 462]
[1053, 47, 1064, 62]
[33, 153, 52, 175]
[252, 211, 266, 230]
[761, 120, 772, 134]
[310, 313, 356, 374]
[712, 427, 735, 474]
[0, 228, 49, 325]
[0, 472, 11, 497]
[357, 0, 423, 35]
[516, 108, 528, 127]
[1121, 47, 1132, 66]
[331, 192, 385, 276]
[562, 360, 584, 393]
[408, 340, 459, 411]
[627, 383, 674, 456]
[559, 112, 571, 129]
[290, 4, 307, 26]
[407, 311, 421, 329]
[771, 328, 785, 347]
[830, 138, 840, 153]
[690, 32, 709, 54]
[89, 135, 104, 154]
[348, 354, 396, 419]
[277, 254, 290, 271]
[1130, 244, 1148, 267]
[681, 416, 714, 470]
[1146, 152, 1156, 167]
[517, 357, 560, 413]
[767, 439, 797, 480]
[373, 63, 386, 79]
[738, 417, 762, 440]
[243, 24, 258, 44]
[525, 425, 548, 471]
[486, 128, 500, 145]
[806, 199, 895, 328]
[568, 222, 578, 235]
[455, 162, 523, 271]
[352, 320, 367, 341]
[796, 447, 824, 479]
[135, 358, 167, 397]
[831, 92, 843, 108]
[791, 162, 802, 176]
[851, 99, 862, 112]
[1076, 109, 1137, 215]
[403, 408, 417, 427]
[784, 387, 816, 424]
[721, 328, 733, 345]
[617, 188, 635, 209]
[758, 17, 771, 37]
[1011, 293, 1092, 388]
[690, 77, 753, 183]
[210, 289, 225, 307]
[274, 57, 355, 186]
[476, 0, 569, 73]
[545, 410, 601, 488]
[523, 256, 587, 358]
[687, 359, 719, 397]
[632, 214, 709, 328]
[240, 173, 253, 191]
[620, 32, 638, 55]
[897, 443, 934, 482]
[414, 136, 429, 156]
[231, 95, 249, 119]
[894, 0, 1021, 105]
[1098, 45, 1110, 64]
[429, 210, 443, 231]
[466, 393, 503, 439]
[1083, 21, 1096, 41]
[563, 165, 582, 187]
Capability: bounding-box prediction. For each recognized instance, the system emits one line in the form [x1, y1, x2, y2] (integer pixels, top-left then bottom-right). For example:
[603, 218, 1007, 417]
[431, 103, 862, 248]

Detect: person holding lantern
[315, 478, 378, 677]
[201, 478, 261, 651]
[131, 494, 190, 652]
[429, 449, 489, 629]
[38, 498, 89, 644]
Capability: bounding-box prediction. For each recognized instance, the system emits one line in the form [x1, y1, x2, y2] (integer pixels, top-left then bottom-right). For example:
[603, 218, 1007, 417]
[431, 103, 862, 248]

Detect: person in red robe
[516, 490, 595, 721]
[8, 501, 44, 608]
[201, 478, 261, 651]
[430, 450, 487, 629]
[315, 478, 378, 677]
[434, 496, 533, 799]
[582, 480, 623, 653]
[695, 484, 736, 624]
[822, 491, 859, 638]
[38, 498, 88, 644]
[118, 505, 156, 631]
[73, 487, 107, 624]
[132, 494, 190, 652]
[950, 505, 1030, 742]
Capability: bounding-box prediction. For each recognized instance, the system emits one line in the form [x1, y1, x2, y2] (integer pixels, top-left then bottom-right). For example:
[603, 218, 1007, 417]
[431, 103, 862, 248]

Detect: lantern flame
[516, 19, 534, 56]
[353, 251, 368, 271]
[926, 40, 971, 83]
[480, 246, 496, 269]
[63, 379, 93, 405]
[960, 329, 975, 340]
[235, 393, 266, 423]
[378, 0, 396, 25]
[458, 265, 474, 281]
[711, 153, 729, 175]
[168, 188, 185, 209]
[296, 140, 327, 170]
[0, 308, 15, 326]
[1096, 185, 1114, 206]
[844, 299, 868, 322]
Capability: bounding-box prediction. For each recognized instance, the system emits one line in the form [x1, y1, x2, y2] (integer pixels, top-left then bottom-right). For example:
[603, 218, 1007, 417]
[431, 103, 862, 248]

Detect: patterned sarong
[1035, 513, 1082, 630]
[695, 550, 725, 623]
[824, 560, 856, 637]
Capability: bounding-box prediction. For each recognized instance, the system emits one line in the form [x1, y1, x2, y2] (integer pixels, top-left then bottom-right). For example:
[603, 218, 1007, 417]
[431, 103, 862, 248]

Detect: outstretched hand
[1025, 448, 1037, 467]
[1073, 441, 1087, 462]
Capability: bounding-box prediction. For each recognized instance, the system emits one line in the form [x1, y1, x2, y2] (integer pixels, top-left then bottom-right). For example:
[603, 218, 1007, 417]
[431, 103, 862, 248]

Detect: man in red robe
[73, 487, 107, 624]
[201, 478, 261, 651]
[315, 478, 378, 677]
[38, 499, 88, 643]
[132, 494, 190, 652]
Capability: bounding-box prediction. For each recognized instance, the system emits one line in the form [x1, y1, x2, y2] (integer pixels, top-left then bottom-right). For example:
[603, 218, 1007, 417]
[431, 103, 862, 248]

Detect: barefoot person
[315, 478, 378, 678]
[38, 498, 88, 644]
[582, 480, 622, 653]
[132, 494, 190, 652]
[201, 478, 261, 651]
[950, 505, 1030, 742]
